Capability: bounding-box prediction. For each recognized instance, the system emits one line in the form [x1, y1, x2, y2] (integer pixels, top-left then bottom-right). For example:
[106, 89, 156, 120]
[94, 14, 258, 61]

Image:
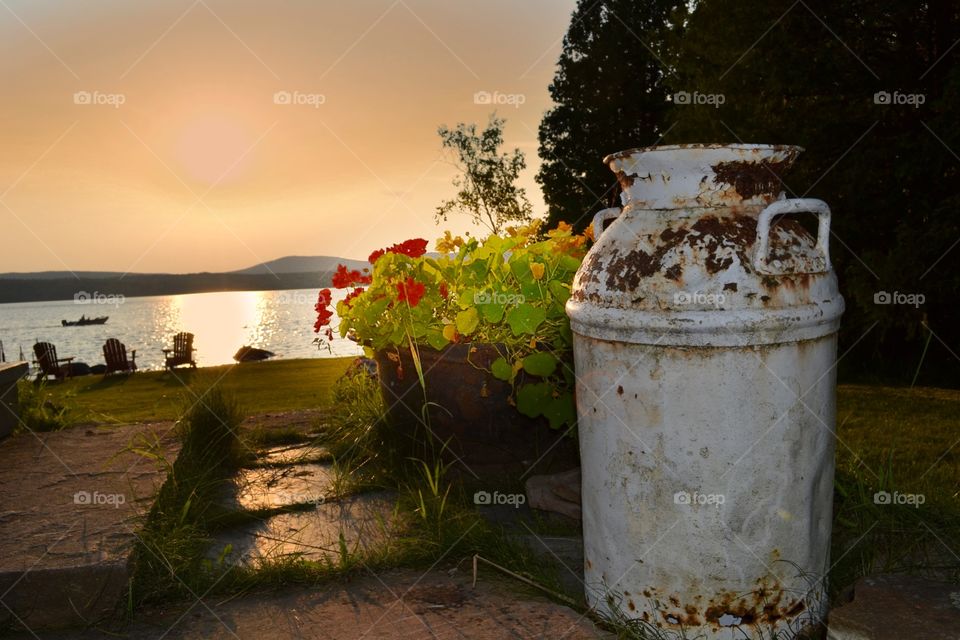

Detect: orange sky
[0, 0, 577, 273]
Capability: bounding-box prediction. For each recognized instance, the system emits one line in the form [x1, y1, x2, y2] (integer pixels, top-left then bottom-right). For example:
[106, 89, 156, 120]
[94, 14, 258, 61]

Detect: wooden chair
[33, 342, 74, 382]
[103, 338, 137, 375]
[163, 332, 197, 370]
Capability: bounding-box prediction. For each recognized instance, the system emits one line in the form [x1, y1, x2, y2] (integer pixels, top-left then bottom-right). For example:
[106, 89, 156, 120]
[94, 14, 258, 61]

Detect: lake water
[0, 288, 362, 371]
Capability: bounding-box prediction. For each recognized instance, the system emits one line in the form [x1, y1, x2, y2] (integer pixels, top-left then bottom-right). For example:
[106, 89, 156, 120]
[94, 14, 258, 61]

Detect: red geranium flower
[368, 238, 428, 264]
[393, 238, 428, 258]
[396, 277, 426, 307]
[332, 264, 372, 288]
[314, 288, 333, 332]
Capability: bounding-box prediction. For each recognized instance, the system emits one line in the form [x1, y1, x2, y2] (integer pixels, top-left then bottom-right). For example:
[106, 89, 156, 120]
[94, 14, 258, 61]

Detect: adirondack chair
[33, 342, 74, 382]
[103, 338, 137, 375]
[163, 332, 197, 370]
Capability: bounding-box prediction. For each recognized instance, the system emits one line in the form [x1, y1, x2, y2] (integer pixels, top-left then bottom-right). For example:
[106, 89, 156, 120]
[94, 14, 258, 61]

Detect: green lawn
[836, 384, 960, 505]
[26, 357, 354, 424]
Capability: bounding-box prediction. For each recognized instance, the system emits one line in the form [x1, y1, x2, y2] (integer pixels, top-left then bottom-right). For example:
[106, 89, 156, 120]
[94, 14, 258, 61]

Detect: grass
[20, 357, 353, 424]
[830, 384, 960, 595]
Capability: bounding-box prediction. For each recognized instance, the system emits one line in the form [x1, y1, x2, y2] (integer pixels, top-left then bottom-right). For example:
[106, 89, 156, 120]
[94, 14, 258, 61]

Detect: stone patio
[0, 422, 179, 629]
[6, 569, 606, 639]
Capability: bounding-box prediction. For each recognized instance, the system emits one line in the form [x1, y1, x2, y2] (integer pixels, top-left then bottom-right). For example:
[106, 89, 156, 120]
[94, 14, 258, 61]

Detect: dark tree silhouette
[536, 0, 688, 232]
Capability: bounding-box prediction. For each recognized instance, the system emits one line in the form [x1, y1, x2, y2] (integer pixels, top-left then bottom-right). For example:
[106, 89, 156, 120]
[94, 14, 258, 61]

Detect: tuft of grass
[130, 380, 245, 604]
[15, 380, 76, 433]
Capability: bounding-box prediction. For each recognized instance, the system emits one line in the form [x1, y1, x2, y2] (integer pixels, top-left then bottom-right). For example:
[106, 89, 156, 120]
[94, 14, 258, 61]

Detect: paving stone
[828, 574, 960, 640]
[210, 492, 398, 566]
[0, 423, 179, 629]
[219, 462, 334, 511]
[254, 443, 329, 466]
[11, 569, 608, 639]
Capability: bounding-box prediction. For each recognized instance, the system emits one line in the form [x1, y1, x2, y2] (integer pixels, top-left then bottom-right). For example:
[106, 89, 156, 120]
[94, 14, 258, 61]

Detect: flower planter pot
[374, 343, 576, 476]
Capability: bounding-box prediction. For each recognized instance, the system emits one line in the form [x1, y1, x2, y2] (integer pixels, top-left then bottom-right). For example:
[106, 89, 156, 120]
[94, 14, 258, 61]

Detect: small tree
[436, 114, 533, 235]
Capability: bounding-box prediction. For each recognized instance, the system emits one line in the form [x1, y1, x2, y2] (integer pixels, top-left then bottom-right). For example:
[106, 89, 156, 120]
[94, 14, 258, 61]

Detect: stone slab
[210, 492, 397, 567]
[0, 362, 29, 439]
[828, 574, 960, 640]
[0, 422, 179, 629]
[219, 462, 334, 511]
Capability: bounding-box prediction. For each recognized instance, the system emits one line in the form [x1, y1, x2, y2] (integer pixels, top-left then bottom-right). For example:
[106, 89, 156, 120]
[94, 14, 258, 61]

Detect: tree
[537, 0, 687, 232]
[436, 114, 533, 235]
[668, 0, 960, 385]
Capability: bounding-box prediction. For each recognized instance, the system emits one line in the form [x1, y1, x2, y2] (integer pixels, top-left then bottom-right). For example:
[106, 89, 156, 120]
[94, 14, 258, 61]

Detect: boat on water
[62, 315, 109, 326]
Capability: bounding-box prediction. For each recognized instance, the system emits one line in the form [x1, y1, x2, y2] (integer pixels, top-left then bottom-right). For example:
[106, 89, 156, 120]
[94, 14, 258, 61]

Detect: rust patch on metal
[712, 159, 790, 200]
[605, 248, 658, 291]
[576, 251, 605, 291]
[723, 282, 738, 292]
[613, 169, 635, 190]
[688, 214, 757, 275]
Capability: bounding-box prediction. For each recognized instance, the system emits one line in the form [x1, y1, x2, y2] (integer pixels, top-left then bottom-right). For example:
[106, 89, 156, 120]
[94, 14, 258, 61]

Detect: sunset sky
[0, 0, 577, 273]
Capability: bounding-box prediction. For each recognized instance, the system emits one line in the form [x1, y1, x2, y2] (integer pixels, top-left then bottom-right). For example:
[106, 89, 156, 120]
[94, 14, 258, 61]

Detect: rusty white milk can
[567, 144, 843, 638]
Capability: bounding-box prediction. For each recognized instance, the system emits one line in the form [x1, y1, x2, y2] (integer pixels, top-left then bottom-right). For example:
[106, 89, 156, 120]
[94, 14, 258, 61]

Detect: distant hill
[231, 255, 367, 276]
[0, 256, 370, 303]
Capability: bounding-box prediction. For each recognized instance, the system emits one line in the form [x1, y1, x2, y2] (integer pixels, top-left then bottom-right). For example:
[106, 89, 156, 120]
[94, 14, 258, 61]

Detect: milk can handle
[754, 198, 831, 274]
[592, 207, 621, 240]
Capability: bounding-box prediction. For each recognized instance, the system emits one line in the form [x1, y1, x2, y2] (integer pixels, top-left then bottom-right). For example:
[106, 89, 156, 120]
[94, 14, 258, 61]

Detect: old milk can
[567, 144, 843, 638]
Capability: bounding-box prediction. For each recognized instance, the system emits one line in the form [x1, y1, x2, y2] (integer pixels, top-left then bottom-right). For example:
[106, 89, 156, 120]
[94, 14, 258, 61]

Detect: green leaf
[548, 280, 572, 305]
[480, 302, 505, 323]
[362, 297, 390, 323]
[516, 382, 552, 418]
[491, 357, 514, 381]
[455, 307, 480, 335]
[543, 392, 576, 429]
[522, 352, 558, 377]
[425, 330, 449, 350]
[506, 303, 546, 335]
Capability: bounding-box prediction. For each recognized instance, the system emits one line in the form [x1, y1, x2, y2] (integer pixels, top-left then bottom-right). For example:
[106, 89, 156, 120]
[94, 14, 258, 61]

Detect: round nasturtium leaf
[455, 307, 480, 335]
[491, 357, 514, 382]
[522, 352, 558, 377]
[516, 382, 552, 418]
[506, 303, 546, 336]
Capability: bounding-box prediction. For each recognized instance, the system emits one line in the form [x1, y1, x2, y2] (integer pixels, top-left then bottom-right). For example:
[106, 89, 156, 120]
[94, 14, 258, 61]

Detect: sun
[174, 113, 256, 187]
